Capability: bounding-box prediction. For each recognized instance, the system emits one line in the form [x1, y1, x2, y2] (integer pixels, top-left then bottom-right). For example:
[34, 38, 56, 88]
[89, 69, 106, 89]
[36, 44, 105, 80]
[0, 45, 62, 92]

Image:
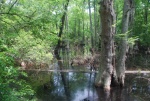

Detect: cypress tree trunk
[116, 0, 132, 87]
[95, 0, 116, 90]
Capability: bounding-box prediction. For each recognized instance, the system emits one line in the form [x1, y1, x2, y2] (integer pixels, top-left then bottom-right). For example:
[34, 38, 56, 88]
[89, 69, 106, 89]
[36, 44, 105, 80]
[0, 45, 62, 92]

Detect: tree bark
[95, 0, 116, 90]
[116, 0, 132, 87]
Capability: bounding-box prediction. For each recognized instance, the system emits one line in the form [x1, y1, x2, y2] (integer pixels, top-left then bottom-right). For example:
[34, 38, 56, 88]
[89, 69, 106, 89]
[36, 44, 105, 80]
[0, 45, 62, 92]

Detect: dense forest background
[0, 0, 150, 100]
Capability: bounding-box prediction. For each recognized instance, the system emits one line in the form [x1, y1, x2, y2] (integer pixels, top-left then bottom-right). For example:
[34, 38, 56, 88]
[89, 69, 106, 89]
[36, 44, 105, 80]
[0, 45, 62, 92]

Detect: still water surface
[25, 70, 150, 101]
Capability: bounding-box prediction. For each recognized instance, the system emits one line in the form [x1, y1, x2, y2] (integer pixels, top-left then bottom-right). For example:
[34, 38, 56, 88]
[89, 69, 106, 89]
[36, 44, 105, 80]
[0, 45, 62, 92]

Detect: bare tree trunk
[116, 0, 132, 87]
[88, 0, 94, 48]
[95, 0, 116, 90]
[94, 0, 99, 50]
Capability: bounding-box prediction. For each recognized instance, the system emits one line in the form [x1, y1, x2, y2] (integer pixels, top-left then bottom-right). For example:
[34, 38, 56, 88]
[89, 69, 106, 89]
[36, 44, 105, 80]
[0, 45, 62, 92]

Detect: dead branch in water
[19, 69, 98, 73]
[19, 69, 150, 74]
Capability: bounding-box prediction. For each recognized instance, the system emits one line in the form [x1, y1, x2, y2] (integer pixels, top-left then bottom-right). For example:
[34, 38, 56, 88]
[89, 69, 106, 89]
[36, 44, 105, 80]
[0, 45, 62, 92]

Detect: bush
[0, 52, 35, 101]
[13, 30, 53, 65]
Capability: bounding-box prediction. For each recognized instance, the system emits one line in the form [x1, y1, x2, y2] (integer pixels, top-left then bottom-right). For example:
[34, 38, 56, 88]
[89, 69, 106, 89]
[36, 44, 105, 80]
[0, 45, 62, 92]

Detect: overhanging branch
[0, 12, 27, 22]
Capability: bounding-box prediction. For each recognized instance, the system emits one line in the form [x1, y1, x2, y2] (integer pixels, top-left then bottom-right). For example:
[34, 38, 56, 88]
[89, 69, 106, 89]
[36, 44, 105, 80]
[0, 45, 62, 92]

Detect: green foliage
[0, 39, 8, 52]
[66, 0, 93, 49]
[0, 52, 35, 101]
[139, 33, 150, 47]
[13, 30, 53, 63]
[128, 36, 139, 46]
[133, 0, 150, 47]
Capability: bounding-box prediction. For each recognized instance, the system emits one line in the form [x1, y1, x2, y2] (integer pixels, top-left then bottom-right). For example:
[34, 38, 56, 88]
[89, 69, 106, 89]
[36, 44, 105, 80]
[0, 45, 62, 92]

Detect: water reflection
[24, 71, 150, 101]
[24, 53, 150, 101]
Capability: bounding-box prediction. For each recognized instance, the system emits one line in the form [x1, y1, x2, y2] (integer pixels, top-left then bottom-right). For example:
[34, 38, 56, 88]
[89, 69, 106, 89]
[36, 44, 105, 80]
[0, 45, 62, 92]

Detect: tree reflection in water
[25, 60, 150, 101]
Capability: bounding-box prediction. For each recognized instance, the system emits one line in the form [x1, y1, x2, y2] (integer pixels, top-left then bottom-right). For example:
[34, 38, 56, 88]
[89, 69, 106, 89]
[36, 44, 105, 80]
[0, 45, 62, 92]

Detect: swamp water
[24, 70, 150, 101]
[23, 52, 150, 101]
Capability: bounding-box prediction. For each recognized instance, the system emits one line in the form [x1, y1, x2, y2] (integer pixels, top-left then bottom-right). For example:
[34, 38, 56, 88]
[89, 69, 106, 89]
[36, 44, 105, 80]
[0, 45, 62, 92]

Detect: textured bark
[116, 0, 132, 87]
[95, 0, 116, 90]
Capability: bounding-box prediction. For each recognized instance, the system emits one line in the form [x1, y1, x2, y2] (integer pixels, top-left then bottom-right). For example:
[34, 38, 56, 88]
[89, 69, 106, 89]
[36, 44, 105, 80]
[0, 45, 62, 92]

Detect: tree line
[0, 0, 150, 99]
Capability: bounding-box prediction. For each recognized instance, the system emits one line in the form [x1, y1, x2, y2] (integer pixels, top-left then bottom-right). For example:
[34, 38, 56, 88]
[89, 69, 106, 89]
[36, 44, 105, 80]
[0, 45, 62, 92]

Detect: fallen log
[19, 69, 150, 74]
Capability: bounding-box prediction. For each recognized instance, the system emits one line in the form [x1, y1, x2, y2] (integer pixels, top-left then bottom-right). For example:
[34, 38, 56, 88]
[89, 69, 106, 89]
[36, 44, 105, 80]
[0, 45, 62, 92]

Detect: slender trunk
[82, 23, 85, 54]
[144, 1, 148, 34]
[116, 0, 132, 87]
[95, 0, 116, 90]
[78, 19, 83, 55]
[98, 18, 101, 50]
[74, 19, 77, 37]
[54, 0, 69, 60]
[88, 0, 94, 48]
[65, 14, 70, 68]
[82, 3, 85, 54]
[82, 18, 85, 47]
[82, 0, 85, 43]
[78, 19, 80, 37]
[74, 19, 77, 55]
[94, 0, 98, 49]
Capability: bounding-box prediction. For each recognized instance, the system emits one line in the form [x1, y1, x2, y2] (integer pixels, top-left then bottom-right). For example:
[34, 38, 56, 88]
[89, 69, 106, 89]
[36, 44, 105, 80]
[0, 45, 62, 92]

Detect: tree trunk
[116, 0, 132, 87]
[54, 0, 69, 60]
[94, 0, 98, 50]
[82, 1, 85, 54]
[95, 0, 116, 90]
[88, 0, 94, 48]
[144, 0, 149, 34]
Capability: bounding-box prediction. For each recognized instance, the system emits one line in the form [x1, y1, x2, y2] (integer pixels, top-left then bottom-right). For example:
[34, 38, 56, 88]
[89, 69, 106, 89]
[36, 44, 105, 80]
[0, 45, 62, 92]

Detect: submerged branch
[19, 69, 150, 74]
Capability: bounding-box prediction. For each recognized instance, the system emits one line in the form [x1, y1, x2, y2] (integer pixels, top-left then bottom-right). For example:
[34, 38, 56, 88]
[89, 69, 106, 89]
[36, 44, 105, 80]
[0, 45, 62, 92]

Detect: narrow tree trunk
[74, 19, 77, 37]
[74, 19, 77, 55]
[82, 0, 85, 43]
[95, 0, 116, 90]
[94, 0, 98, 49]
[82, 1, 85, 54]
[116, 0, 132, 87]
[144, 0, 149, 34]
[54, 0, 69, 60]
[88, 0, 94, 48]
[82, 16, 85, 51]
[78, 19, 80, 37]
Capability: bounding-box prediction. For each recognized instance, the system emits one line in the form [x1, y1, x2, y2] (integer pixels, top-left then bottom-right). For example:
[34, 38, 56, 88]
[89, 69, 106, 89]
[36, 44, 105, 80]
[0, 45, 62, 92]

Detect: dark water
[24, 51, 150, 101]
[25, 70, 150, 101]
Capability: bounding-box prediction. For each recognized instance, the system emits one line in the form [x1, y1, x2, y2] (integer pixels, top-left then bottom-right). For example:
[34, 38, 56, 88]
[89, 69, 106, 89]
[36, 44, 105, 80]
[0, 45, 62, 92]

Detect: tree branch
[0, 12, 27, 22]
[8, 0, 18, 13]
[1, 20, 18, 32]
